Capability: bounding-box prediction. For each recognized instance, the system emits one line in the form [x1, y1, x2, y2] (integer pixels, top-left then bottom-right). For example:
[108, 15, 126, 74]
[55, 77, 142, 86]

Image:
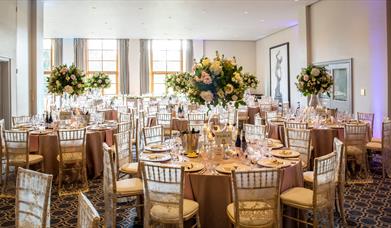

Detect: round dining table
[29, 127, 116, 178]
[143, 148, 303, 228]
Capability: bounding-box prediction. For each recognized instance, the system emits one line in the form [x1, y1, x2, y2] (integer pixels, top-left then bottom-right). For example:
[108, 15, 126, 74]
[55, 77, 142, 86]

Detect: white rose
[311, 68, 320, 76]
[232, 95, 238, 101]
[98, 79, 102, 84]
[70, 74, 76, 80]
[200, 90, 214, 102]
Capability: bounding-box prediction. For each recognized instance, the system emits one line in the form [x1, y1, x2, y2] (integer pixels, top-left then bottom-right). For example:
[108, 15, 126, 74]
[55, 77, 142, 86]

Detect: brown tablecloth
[103, 109, 118, 121]
[183, 161, 303, 228]
[268, 123, 345, 164]
[29, 129, 115, 178]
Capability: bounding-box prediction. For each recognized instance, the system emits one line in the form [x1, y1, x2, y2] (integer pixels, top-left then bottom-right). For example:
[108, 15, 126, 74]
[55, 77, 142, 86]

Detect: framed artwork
[316, 58, 353, 113]
[269, 42, 290, 104]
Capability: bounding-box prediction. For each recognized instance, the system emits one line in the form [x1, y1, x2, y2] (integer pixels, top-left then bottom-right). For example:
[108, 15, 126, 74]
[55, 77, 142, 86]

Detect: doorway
[0, 57, 12, 129]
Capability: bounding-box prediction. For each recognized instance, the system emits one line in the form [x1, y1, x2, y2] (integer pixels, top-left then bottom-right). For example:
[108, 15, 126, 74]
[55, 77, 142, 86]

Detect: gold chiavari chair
[188, 113, 206, 125]
[117, 121, 131, 134]
[286, 128, 312, 170]
[187, 104, 199, 112]
[143, 125, 164, 146]
[57, 128, 88, 195]
[357, 112, 374, 140]
[129, 110, 140, 161]
[303, 138, 346, 225]
[281, 152, 337, 227]
[12, 116, 31, 128]
[0, 119, 4, 185]
[157, 113, 179, 138]
[103, 144, 143, 228]
[3, 130, 44, 194]
[228, 168, 280, 228]
[77, 192, 101, 228]
[344, 123, 370, 182]
[147, 105, 158, 117]
[119, 112, 132, 123]
[15, 167, 53, 228]
[365, 120, 391, 179]
[116, 105, 129, 114]
[141, 162, 200, 228]
[115, 131, 138, 177]
[243, 123, 266, 140]
[284, 121, 309, 146]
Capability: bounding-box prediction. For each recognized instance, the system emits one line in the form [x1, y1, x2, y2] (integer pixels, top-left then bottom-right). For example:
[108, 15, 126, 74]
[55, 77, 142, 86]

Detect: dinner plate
[140, 153, 171, 162]
[215, 163, 250, 174]
[267, 139, 284, 150]
[257, 158, 290, 168]
[181, 162, 204, 172]
[271, 149, 300, 158]
[144, 144, 171, 152]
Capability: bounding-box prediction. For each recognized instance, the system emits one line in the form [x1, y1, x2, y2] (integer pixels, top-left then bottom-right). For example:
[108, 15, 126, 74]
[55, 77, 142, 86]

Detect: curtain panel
[51, 38, 63, 66]
[185, 39, 194, 72]
[118, 39, 130, 94]
[73, 38, 88, 72]
[140, 39, 150, 95]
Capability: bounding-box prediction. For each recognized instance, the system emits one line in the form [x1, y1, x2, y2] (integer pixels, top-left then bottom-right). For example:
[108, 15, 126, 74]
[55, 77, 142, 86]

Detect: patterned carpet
[1, 167, 391, 227]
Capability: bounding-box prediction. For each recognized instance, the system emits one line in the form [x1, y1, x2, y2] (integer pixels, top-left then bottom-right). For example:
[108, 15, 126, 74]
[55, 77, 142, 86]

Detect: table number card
[215, 131, 232, 145]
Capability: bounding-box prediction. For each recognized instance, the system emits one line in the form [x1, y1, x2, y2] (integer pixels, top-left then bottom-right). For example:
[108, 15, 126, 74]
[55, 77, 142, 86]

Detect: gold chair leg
[338, 185, 347, 225]
[196, 211, 201, 228]
[328, 206, 334, 227]
[58, 166, 63, 194]
[2, 163, 9, 194]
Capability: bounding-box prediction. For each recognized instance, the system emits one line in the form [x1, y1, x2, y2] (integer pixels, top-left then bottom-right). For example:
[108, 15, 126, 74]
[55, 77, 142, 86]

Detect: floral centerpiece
[46, 64, 86, 96]
[87, 72, 111, 89]
[166, 51, 258, 109]
[295, 65, 333, 107]
[166, 72, 191, 94]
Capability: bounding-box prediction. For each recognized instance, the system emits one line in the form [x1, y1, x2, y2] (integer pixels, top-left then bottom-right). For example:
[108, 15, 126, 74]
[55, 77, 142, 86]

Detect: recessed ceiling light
[104, 21, 108, 25]
[202, 9, 207, 14]
[259, 19, 265, 22]
[243, 11, 249, 14]
[91, 6, 96, 10]
[138, 7, 143, 10]
[168, 16, 172, 19]
[294, 0, 299, 2]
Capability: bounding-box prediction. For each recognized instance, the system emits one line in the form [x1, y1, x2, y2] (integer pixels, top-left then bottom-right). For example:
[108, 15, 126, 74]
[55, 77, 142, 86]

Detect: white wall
[310, 0, 388, 137]
[0, 0, 17, 116]
[256, 25, 307, 108]
[16, 0, 30, 115]
[203, 40, 256, 75]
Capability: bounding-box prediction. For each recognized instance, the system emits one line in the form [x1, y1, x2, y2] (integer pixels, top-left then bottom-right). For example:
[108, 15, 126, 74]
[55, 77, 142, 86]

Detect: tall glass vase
[308, 94, 320, 108]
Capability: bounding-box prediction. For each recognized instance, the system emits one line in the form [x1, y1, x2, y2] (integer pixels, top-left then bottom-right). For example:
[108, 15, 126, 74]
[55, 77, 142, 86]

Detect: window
[43, 39, 52, 94]
[150, 40, 184, 95]
[87, 39, 118, 95]
[43, 39, 52, 76]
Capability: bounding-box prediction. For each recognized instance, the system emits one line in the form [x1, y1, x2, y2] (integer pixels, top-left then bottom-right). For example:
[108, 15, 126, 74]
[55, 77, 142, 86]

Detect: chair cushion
[119, 162, 139, 174]
[346, 146, 364, 155]
[303, 171, 314, 183]
[281, 187, 326, 208]
[366, 141, 382, 151]
[371, 137, 381, 143]
[226, 201, 274, 227]
[57, 153, 82, 163]
[11, 154, 43, 165]
[116, 178, 143, 195]
[150, 199, 199, 221]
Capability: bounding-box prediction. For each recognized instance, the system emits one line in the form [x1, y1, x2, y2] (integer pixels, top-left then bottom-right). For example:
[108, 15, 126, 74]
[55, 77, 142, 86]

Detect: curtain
[51, 38, 63, 66]
[118, 39, 129, 94]
[73, 38, 88, 72]
[185, 39, 194, 72]
[140, 39, 150, 95]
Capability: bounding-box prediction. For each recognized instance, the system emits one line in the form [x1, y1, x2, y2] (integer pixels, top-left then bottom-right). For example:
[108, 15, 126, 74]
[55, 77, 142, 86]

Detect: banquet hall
[0, 0, 391, 227]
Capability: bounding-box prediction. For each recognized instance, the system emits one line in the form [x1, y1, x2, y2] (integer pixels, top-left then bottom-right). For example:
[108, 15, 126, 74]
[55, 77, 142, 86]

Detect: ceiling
[43, 0, 316, 40]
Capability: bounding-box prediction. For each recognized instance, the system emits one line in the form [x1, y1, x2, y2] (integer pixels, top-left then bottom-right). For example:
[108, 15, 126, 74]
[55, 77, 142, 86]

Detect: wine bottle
[241, 130, 247, 152]
[235, 130, 241, 148]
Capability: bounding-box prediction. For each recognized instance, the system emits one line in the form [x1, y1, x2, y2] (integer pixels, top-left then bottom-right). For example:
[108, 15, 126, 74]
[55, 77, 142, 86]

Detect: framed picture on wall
[269, 42, 290, 104]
